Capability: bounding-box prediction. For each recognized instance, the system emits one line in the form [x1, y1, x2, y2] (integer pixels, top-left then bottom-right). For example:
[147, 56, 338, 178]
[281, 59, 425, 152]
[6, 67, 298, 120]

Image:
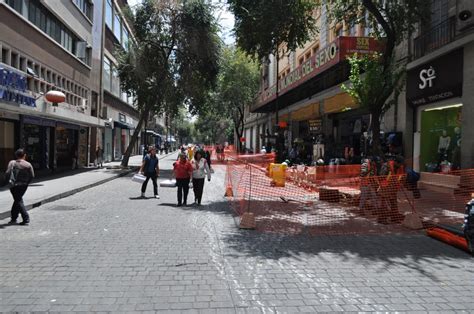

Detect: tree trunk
[370, 109, 382, 158]
[121, 106, 150, 167]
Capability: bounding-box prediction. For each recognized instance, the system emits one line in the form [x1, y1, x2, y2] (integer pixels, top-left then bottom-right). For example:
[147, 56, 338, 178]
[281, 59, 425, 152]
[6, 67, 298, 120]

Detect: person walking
[96, 146, 104, 168]
[191, 150, 211, 206]
[5, 148, 35, 225]
[139, 146, 160, 198]
[173, 153, 193, 206]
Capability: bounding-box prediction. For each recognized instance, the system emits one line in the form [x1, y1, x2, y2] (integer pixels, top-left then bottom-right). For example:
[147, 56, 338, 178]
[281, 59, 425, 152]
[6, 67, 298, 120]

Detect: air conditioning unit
[81, 98, 88, 110]
[457, 0, 474, 31]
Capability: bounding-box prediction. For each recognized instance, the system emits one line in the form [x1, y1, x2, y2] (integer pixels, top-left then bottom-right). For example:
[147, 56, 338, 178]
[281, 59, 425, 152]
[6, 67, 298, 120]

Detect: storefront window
[420, 104, 462, 172]
[23, 124, 42, 169]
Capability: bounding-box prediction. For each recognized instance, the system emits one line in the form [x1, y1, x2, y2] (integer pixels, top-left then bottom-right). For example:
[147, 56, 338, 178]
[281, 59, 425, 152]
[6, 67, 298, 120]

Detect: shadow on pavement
[172, 197, 472, 281]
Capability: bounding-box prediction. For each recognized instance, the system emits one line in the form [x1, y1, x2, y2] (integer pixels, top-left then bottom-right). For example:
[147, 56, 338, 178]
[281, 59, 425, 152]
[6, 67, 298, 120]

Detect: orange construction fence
[224, 155, 474, 237]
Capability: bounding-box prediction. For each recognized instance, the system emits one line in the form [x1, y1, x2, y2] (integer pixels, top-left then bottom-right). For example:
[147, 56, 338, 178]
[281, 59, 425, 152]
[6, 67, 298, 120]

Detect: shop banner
[407, 48, 463, 106]
[255, 36, 382, 108]
[308, 120, 322, 133]
[22, 115, 56, 127]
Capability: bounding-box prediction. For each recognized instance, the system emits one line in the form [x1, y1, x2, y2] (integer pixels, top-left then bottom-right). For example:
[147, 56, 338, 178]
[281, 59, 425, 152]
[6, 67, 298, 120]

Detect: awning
[145, 130, 163, 137]
[114, 121, 133, 129]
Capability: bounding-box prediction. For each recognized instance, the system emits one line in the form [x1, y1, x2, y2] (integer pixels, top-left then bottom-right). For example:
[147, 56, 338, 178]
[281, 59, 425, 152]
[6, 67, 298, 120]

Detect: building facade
[0, 0, 147, 181]
[406, 0, 474, 172]
[0, 0, 101, 179]
[246, 6, 386, 164]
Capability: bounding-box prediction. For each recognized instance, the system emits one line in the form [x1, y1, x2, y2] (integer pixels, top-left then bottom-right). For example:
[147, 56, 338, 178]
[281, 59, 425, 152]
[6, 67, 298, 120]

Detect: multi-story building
[406, 0, 474, 172]
[0, 0, 150, 180]
[0, 0, 101, 178]
[246, 6, 385, 162]
[99, 0, 141, 162]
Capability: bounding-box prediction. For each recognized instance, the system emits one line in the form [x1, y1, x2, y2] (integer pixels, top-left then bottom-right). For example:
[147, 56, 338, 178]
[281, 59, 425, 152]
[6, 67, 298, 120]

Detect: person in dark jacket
[5, 148, 35, 225]
[139, 146, 160, 198]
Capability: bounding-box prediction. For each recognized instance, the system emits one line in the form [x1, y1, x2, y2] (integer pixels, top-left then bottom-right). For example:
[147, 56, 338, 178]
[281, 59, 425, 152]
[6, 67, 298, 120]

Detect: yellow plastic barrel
[270, 163, 287, 187]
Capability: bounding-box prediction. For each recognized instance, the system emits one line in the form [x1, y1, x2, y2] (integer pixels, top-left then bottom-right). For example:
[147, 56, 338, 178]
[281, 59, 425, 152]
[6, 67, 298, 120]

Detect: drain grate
[48, 205, 83, 211]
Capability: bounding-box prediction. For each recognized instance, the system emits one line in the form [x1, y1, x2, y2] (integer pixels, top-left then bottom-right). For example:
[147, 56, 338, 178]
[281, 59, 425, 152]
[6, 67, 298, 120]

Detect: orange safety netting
[224, 155, 474, 236]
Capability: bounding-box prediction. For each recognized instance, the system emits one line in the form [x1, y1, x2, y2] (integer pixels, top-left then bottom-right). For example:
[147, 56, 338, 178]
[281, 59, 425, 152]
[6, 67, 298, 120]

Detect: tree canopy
[116, 0, 220, 165]
[227, 0, 318, 59]
[196, 47, 260, 151]
[330, 0, 430, 155]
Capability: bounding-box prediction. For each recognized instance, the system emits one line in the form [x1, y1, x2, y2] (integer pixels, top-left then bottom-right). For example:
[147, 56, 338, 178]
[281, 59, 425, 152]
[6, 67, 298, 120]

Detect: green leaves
[227, 0, 319, 59]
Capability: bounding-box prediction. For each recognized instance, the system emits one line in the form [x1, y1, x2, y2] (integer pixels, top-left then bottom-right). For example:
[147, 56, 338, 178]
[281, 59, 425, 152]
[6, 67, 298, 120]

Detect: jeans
[176, 178, 190, 205]
[192, 178, 205, 204]
[141, 173, 158, 195]
[10, 185, 29, 222]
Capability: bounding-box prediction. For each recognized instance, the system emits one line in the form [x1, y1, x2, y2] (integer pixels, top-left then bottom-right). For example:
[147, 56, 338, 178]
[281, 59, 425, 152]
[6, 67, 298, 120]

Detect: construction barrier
[224, 155, 474, 240]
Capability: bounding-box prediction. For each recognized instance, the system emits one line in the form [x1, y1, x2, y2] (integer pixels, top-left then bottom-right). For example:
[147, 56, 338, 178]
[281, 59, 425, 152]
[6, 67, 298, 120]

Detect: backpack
[8, 164, 19, 188]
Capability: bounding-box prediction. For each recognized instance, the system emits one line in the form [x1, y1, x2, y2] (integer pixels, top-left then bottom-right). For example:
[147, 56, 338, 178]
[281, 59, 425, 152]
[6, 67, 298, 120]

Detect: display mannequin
[438, 130, 451, 153]
[452, 127, 461, 169]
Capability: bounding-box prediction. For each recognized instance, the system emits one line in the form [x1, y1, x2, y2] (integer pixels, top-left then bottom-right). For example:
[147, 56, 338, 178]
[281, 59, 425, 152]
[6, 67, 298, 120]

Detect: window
[24, 0, 86, 61]
[106, 0, 113, 29]
[103, 57, 111, 91]
[298, 56, 304, 66]
[74, 0, 93, 20]
[6, 0, 22, 13]
[364, 11, 373, 36]
[114, 12, 122, 41]
[122, 26, 129, 50]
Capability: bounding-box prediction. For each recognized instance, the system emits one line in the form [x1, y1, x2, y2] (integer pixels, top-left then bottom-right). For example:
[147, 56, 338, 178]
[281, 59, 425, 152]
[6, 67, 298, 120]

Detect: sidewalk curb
[0, 167, 138, 221]
[0, 151, 178, 221]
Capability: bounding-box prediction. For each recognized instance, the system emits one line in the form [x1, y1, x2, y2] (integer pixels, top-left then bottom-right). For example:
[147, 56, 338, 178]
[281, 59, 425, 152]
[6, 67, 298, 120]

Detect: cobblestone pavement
[0, 153, 473, 313]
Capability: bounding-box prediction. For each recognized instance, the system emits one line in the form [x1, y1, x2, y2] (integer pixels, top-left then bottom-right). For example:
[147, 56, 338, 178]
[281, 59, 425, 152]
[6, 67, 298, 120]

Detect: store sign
[256, 37, 382, 108]
[308, 119, 322, 133]
[407, 49, 463, 106]
[0, 68, 36, 107]
[118, 113, 126, 123]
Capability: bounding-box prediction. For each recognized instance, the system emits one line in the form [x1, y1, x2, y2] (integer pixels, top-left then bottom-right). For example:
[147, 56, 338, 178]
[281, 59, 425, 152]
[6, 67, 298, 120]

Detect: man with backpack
[5, 148, 35, 225]
[139, 146, 160, 198]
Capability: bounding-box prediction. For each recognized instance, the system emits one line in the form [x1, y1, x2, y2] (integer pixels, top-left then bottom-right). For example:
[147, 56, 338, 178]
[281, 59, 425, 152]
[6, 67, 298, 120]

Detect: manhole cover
[48, 205, 83, 211]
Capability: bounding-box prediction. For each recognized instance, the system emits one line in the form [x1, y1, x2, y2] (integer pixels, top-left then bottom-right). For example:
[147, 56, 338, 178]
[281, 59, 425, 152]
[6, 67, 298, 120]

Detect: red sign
[255, 37, 382, 109]
[240, 137, 246, 142]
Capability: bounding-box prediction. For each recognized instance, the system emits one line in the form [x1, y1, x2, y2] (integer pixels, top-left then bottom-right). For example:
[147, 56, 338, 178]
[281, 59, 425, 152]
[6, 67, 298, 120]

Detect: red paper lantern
[278, 121, 288, 128]
[45, 91, 66, 104]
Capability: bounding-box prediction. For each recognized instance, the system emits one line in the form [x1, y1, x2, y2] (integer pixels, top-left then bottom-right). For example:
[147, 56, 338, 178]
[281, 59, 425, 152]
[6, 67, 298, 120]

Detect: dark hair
[15, 148, 26, 159]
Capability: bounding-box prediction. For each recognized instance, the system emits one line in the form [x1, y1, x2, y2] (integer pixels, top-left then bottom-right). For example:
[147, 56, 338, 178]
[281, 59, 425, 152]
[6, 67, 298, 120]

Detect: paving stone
[0, 156, 473, 312]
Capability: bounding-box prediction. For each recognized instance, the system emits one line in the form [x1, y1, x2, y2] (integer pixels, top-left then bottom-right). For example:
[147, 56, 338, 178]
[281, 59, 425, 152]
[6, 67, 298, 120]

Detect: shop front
[407, 48, 464, 172]
[55, 122, 80, 170]
[0, 112, 19, 181]
[21, 116, 56, 171]
[252, 37, 383, 163]
[113, 114, 135, 160]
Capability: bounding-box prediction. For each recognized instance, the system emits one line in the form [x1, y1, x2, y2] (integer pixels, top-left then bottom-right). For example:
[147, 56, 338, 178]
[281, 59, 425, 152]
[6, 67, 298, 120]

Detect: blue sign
[0, 68, 36, 107]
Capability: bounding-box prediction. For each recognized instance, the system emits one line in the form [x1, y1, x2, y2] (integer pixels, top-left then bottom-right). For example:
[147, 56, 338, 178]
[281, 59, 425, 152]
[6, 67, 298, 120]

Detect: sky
[127, 0, 235, 45]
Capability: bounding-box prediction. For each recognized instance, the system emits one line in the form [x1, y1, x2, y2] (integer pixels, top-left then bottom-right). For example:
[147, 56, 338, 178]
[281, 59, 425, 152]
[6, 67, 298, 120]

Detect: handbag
[131, 173, 146, 184]
[160, 179, 177, 188]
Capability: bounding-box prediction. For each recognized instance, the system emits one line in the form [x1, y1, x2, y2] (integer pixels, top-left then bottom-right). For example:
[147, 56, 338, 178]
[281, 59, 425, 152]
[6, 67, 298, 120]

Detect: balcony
[413, 16, 456, 59]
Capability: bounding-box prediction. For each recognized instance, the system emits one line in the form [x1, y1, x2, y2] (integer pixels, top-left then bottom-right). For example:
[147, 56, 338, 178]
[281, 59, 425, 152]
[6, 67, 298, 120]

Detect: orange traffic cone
[239, 212, 256, 229]
[225, 184, 233, 197]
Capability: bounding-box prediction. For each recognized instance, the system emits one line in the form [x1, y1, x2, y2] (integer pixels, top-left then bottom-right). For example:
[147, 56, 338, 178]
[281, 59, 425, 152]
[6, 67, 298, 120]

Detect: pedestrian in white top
[191, 150, 211, 205]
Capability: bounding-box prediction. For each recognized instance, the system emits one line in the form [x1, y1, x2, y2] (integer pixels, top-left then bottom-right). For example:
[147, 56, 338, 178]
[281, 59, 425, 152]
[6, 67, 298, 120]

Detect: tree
[116, 0, 220, 166]
[215, 47, 260, 152]
[330, 0, 430, 155]
[227, 0, 318, 60]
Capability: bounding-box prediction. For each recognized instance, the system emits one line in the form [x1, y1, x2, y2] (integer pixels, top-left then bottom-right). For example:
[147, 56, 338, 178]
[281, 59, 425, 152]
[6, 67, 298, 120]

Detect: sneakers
[19, 221, 29, 226]
[7, 220, 17, 225]
[154, 195, 160, 199]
